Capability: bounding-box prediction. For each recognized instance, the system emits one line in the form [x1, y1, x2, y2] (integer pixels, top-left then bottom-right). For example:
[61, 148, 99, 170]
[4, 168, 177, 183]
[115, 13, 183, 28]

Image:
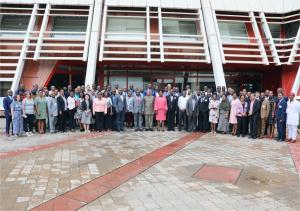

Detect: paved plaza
[0, 130, 299, 211]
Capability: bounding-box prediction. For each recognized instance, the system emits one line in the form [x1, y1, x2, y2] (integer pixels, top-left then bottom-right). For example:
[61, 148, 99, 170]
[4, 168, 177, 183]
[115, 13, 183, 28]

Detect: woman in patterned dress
[75, 92, 84, 131]
[217, 95, 230, 134]
[209, 93, 220, 134]
[11, 94, 24, 137]
[267, 91, 276, 138]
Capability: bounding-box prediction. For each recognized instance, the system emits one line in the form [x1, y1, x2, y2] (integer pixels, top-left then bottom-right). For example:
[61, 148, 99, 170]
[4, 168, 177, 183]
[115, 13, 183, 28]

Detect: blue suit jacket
[115, 94, 127, 113]
[275, 99, 287, 121]
[3, 96, 13, 116]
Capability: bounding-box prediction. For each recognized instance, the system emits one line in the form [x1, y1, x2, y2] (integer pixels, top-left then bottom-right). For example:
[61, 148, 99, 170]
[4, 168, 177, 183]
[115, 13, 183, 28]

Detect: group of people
[3, 83, 300, 143]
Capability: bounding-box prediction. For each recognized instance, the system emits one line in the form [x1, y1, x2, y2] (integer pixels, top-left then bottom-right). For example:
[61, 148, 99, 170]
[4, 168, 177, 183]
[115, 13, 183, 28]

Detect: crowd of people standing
[3, 83, 300, 143]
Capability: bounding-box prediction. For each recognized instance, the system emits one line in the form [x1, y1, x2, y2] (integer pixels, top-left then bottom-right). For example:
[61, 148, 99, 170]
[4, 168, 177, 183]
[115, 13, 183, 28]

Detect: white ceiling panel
[161, 0, 174, 8]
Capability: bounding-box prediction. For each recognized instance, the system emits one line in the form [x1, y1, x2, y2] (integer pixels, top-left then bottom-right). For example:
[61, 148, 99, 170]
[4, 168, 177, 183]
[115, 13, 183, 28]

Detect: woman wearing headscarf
[217, 95, 230, 134]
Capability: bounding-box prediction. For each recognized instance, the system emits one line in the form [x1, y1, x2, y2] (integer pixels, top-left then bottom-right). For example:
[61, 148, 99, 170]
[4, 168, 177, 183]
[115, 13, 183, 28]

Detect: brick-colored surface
[193, 164, 242, 184]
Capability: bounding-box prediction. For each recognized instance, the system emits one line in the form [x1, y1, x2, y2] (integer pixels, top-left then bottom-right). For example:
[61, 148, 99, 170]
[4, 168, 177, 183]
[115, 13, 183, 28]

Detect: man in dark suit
[57, 89, 68, 132]
[166, 89, 178, 131]
[248, 93, 260, 139]
[3, 90, 13, 136]
[115, 90, 127, 131]
[275, 93, 287, 142]
[198, 92, 209, 132]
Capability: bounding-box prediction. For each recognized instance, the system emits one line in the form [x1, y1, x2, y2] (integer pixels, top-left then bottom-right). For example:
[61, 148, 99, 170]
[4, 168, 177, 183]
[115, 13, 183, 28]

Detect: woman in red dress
[154, 90, 168, 131]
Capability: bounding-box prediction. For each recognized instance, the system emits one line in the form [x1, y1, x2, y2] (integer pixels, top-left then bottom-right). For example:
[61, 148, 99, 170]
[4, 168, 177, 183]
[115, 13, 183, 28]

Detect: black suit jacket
[167, 95, 178, 112]
[247, 99, 260, 116]
[81, 100, 92, 112]
[198, 97, 209, 112]
[57, 96, 67, 113]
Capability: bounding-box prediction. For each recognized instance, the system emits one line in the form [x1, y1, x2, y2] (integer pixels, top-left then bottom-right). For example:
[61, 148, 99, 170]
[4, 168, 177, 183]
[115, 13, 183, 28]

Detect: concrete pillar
[85, 0, 103, 87]
[200, 0, 226, 88]
[291, 65, 300, 94]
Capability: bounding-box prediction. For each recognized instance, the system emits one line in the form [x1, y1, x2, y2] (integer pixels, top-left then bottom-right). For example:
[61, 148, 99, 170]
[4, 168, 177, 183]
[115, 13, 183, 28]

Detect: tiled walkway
[0, 131, 299, 211]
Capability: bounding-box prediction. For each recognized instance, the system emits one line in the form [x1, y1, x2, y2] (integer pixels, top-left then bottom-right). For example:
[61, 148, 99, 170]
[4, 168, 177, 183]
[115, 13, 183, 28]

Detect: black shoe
[277, 139, 284, 142]
[237, 135, 240, 137]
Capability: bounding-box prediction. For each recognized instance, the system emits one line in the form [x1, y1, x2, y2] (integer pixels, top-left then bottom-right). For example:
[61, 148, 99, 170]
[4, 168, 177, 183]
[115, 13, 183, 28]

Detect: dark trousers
[23, 114, 35, 132]
[198, 111, 209, 132]
[178, 110, 186, 131]
[95, 112, 104, 132]
[58, 111, 67, 132]
[188, 114, 197, 132]
[104, 111, 112, 130]
[276, 120, 286, 140]
[167, 109, 176, 130]
[68, 109, 76, 130]
[237, 116, 248, 136]
[5, 113, 12, 135]
[112, 107, 117, 130]
[116, 110, 125, 131]
[125, 112, 134, 127]
[249, 114, 259, 138]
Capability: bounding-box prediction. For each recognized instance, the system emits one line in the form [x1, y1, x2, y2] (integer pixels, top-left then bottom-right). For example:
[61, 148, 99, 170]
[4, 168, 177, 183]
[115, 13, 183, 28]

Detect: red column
[281, 64, 299, 95]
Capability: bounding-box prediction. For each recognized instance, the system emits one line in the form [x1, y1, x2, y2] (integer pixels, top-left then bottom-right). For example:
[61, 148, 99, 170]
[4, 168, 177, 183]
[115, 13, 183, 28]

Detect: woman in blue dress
[11, 94, 24, 136]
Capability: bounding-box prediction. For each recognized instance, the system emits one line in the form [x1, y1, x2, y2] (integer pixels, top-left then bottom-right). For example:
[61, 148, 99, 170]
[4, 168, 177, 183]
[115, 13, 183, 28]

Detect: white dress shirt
[178, 96, 187, 110]
[67, 96, 76, 110]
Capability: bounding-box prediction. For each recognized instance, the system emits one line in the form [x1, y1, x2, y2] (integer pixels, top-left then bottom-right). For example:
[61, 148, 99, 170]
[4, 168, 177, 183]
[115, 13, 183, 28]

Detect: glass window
[51, 17, 87, 38]
[109, 77, 126, 89]
[0, 15, 29, 37]
[269, 24, 281, 39]
[218, 22, 249, 43]
[128, 77, 143, 90]
[162, 20, 197, 40]
[284, 22, 299, 39]
[106, 18, 145, 40]
[0, 82, 12, 96]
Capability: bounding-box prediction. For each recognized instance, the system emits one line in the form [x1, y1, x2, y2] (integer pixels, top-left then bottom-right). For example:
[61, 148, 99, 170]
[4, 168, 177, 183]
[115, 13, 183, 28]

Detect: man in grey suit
[186, 94, 199, 132]
[132, 90, 144, 131]
[47, 91, 58, 133]
[115, 90, 127, 131]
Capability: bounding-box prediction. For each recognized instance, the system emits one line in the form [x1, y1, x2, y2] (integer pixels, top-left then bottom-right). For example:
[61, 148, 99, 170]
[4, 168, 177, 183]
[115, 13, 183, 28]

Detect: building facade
[0, 0, 299, 96]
